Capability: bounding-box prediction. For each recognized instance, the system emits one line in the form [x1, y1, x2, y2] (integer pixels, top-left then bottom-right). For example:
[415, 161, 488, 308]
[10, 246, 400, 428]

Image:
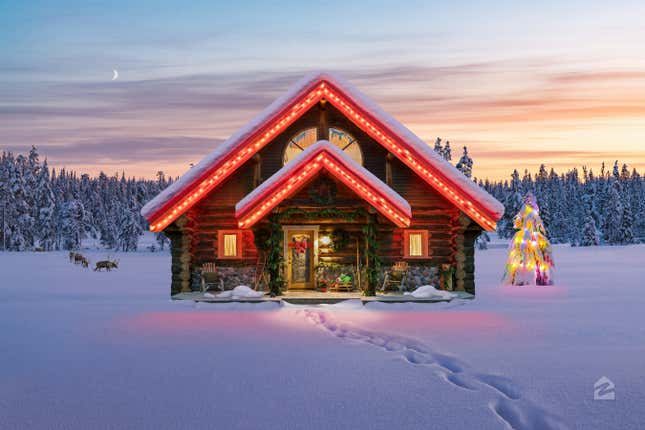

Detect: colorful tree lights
[502, 192, 554, 286]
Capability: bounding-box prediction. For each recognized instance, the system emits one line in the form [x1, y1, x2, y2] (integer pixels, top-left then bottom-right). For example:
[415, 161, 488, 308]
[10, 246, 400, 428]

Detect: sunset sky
[2, 0, 645, 180]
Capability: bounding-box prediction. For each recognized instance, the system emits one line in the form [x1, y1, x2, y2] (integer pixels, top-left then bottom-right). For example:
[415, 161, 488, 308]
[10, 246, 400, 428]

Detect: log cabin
[141, 72, 504, 297]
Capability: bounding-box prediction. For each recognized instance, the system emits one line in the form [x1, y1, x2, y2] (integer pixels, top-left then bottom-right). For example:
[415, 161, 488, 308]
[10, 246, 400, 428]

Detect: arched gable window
[283, 127, 363, 166]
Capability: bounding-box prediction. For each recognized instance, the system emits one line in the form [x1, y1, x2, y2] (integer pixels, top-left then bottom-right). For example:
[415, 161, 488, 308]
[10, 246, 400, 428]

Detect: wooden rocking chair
[200, 262, 224, 293]
[381, 261, 409, 293]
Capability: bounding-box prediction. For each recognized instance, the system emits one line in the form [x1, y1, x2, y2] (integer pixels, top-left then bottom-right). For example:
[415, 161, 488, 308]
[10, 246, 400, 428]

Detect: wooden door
[286, 229, 315, 289]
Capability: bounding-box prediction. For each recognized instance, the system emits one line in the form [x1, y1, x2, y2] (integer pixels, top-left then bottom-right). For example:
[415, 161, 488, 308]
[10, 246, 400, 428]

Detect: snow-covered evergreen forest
[1, 143, 643, 251]
[0, 146, 171, 252]
[483, 163, 644, 246]
[436, 138, 643, 246]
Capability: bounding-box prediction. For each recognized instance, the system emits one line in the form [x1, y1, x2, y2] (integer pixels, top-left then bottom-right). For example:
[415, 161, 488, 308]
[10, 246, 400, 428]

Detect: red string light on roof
[148, 87, 326, 232]
[148, 80, 497, 232]
[319, 83, 498, 231]
[236, 151, 411, 229]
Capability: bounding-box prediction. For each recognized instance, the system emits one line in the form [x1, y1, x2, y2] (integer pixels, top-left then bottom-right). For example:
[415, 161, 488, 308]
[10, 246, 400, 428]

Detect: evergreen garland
[307, 176, 337, 205]
[264, 213, 285, 296]
[330, 228, 350, 251]
[278, 207, 367, 221]
[362, 212, 381, 296]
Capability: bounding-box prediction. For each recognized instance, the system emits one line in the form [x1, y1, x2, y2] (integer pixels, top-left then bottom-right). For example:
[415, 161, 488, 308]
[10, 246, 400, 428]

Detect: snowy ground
[1, 245, 644, 429]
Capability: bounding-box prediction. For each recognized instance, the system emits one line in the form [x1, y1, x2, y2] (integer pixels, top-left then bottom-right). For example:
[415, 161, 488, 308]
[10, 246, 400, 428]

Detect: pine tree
[620, 164, 630, 181]
[8, 154, 32, 250]
[476, 231, 490, 250]
[60, 199, 86, 250]
[25, 147, 41, 235]
[498, 170, 523, 239]
[117, 194, 143, 252]
[548, 170, 567, 243]
[442, 141, 451, 161]
[603, 180, 624, 245]
[612, 160, 620, 179]
[155, 232, 169, 250]
[35, 159, 56, 250]
[433, 137, 443, 155]
[619, 197, 634, 245]
[502, 193, 554, 286]
[456, 146, 473, 178]
[630, 170, 645, 241]
[580, 215, 600, 246]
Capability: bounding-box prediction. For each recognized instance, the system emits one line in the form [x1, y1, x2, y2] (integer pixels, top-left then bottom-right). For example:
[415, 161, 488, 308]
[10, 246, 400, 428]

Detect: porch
[172, 290, 474, 305]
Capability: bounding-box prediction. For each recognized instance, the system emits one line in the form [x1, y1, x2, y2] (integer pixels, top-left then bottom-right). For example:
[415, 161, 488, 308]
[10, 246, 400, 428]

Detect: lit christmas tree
[502, 192, 554, 286]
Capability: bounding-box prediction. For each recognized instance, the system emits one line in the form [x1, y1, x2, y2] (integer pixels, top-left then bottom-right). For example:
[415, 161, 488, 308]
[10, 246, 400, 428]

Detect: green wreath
[308, 176, 337, 205]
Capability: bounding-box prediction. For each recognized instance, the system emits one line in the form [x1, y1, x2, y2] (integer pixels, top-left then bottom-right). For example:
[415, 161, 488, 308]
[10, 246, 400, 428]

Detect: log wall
[189, 163, 259, 269]
[163, 100, 483, 295]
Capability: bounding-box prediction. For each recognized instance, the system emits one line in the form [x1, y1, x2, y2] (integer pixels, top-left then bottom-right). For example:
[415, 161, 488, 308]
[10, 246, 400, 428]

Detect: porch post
[166, 214, 194, 295]
[363, 210, 379, 296]
[454, 213, 480, 294]
[266, 213, 284, 296]
[318, 99, 329, 140]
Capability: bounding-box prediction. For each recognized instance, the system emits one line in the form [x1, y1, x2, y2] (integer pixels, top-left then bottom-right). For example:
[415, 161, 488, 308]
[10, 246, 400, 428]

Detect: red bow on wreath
[288, 239, 310, 254]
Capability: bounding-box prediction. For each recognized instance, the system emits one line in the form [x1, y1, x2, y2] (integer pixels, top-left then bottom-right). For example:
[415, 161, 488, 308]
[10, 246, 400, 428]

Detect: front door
[286, 229, 316, 289]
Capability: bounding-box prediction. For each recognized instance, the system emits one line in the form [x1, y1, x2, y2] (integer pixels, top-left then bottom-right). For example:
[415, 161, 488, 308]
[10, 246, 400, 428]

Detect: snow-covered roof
[140, 73, 321, 224]
[235, 141, 412, 228]
[142, 71, 503, 232]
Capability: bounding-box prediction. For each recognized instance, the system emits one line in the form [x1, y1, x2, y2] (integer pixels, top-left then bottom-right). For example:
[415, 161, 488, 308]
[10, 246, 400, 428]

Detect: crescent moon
[112, 69, 119, 81]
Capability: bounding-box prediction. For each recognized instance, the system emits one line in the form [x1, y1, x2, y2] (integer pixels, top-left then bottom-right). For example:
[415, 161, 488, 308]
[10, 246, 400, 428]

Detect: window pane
[329, 128, 362, 165]
[409, 233, 423, 256]
[283, 127, 363, 165]
[342, 143, 362, 165]
[283, 128, 318, 165]
[223, 234, 237, 257]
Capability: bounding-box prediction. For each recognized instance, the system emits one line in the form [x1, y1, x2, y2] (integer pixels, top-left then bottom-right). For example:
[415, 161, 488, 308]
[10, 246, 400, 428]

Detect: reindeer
[73, 253, 87, 265]
[94, 259, 118, 271]
[68, 252, 89, 268]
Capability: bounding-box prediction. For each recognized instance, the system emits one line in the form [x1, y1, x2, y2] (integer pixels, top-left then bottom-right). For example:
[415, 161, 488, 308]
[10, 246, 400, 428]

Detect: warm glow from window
[283, 128, 319, 165]
[218, 230, 242, 258]
[408, 233, 423, 256]
[404, 230, 428, 258]
[223, 234, 237, 257]
[283, 127, 362, 166]
[329, 128, 362, 165]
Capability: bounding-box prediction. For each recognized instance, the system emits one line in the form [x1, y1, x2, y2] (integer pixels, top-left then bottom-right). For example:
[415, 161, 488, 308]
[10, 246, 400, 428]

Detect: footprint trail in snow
[301, 309, 569, 430]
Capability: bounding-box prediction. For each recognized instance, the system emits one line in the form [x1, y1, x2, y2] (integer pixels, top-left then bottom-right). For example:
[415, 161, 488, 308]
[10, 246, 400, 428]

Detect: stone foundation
[191, 263, 442, 293]
[405, 265, 440, 290]
[378, 264, 440, 291]
[191, 266, 257, 291]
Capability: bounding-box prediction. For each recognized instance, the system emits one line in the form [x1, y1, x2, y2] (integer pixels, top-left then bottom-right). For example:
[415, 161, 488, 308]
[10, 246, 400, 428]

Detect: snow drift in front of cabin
[404, 285, 456, 300]
[1, 243, 645, 429]
[215, 285, 264, 299]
